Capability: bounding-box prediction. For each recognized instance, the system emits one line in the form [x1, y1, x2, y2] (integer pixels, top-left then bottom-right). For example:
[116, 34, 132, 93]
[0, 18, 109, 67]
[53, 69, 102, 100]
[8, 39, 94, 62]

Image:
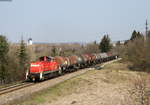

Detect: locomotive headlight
[40, 72, 43, 80]
[31, 64, 40, 67]
[26, 71, 29, 80]
[32, 77, 35, 82]
[115, 56, 118, 59]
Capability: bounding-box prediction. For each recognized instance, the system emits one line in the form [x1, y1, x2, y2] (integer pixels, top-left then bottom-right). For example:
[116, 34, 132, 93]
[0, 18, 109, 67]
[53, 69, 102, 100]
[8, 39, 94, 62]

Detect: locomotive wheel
[32, 77, 36, 82]
[58, 67, 62, 75]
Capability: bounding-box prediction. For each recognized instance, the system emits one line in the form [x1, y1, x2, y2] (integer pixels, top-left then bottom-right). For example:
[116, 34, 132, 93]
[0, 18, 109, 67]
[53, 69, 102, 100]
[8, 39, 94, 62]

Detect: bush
[124, 37, 150, 72]
[83, 42, 99, 54]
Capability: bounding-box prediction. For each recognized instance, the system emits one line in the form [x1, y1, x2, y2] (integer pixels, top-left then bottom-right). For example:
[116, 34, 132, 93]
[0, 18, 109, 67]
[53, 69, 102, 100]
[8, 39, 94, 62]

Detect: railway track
[0, 66, 92, 96]
[0, 82, 34, 95]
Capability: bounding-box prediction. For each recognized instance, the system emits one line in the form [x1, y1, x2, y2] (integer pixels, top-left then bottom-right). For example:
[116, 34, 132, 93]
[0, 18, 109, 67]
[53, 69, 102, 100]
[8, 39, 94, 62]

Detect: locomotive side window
[39, 56, 45, 61]
[39, 56, 53, 61]
[47, 57, 51, 61]
[39, 56, 49, 61]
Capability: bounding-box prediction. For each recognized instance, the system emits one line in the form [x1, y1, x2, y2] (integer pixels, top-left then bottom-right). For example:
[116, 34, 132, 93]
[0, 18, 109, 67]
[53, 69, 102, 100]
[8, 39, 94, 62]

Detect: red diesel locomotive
[26, 56, 62, 81]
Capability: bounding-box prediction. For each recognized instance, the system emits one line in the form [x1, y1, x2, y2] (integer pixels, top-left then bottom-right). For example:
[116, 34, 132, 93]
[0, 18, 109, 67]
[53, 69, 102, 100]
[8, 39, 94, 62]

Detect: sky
[0, 0, 149, 43]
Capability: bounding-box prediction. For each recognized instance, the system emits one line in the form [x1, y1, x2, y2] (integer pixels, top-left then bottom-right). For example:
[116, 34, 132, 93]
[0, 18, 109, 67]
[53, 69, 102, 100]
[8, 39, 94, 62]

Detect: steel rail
[0, 82, 34, 95]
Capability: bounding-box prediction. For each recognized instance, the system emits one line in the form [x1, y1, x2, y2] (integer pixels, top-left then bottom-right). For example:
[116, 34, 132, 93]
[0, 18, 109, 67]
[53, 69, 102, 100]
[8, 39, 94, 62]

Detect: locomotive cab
[39, 56, 54, 62]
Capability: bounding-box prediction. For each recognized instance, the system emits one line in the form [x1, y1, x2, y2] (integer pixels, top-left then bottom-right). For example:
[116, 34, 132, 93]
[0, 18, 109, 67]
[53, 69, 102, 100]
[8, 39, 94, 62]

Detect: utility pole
[146, 19, 148, 36]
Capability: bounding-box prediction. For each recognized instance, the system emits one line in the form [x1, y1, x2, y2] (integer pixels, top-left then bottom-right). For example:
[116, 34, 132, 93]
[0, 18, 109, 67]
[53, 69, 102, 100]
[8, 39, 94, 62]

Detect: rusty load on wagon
[68, 55, 78, 66]
[54, 56, 66, 67]
[81, 54, 88, 63]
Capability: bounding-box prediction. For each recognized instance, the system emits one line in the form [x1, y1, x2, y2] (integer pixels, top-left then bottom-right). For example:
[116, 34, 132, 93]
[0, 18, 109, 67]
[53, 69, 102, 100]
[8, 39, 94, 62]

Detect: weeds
[127, 76, 150, 105]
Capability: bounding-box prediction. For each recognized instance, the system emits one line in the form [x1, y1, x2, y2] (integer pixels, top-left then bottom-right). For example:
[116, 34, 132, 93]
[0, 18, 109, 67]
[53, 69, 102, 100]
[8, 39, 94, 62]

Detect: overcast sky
[0, 0, 149, 43]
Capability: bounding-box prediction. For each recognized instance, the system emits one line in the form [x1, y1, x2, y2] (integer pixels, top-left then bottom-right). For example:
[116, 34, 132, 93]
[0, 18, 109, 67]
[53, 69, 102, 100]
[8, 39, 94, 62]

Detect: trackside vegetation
[118, 30, 150, 72]
[0, 36, 29, 84]
[0, 36, 9, 84]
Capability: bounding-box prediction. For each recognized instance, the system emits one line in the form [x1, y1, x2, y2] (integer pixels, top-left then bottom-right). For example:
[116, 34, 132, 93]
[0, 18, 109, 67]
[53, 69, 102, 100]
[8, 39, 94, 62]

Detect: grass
[6, 61, 150, 105]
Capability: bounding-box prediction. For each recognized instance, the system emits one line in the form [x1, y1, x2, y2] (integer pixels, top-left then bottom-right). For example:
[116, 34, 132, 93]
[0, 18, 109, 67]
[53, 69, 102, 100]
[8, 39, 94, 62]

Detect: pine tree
[130, 30, 137, 41]
[0, 35, 9, 83]
[99, 35, 112, 52]
[18, 39, 28, 78]
[130, 30, 143, 41]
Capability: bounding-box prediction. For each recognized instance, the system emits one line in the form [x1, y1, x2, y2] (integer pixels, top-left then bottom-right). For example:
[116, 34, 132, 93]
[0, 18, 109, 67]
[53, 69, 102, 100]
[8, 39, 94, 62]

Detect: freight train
[26, 52, 118, 82]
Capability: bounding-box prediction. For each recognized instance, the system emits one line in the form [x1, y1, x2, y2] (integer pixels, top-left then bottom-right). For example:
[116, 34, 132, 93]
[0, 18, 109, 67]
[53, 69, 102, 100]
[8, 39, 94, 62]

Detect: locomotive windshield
[39, 56, 54, 61]
[39, 56, 51, 61]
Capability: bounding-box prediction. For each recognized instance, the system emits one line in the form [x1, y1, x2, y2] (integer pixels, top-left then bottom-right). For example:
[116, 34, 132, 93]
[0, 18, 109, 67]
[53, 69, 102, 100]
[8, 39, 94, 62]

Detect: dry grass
[126, 76, 150, 105]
